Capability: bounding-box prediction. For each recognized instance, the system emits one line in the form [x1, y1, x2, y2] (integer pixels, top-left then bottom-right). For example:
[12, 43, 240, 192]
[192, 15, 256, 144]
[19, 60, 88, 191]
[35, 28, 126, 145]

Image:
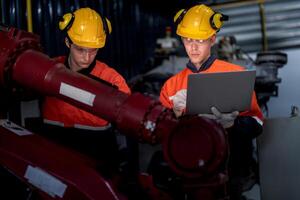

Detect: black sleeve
[227, 116, 263, 140]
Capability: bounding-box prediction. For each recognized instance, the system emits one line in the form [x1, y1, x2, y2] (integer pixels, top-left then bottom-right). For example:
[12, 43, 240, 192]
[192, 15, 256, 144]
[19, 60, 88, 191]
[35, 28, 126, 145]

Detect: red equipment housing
[0, 25, 228, 199]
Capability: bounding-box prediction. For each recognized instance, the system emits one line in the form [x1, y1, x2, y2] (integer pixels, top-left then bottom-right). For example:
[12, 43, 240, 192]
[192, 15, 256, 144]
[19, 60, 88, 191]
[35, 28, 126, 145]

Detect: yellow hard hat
[174, 4, 228, 40]
[59, 7, 112, 48]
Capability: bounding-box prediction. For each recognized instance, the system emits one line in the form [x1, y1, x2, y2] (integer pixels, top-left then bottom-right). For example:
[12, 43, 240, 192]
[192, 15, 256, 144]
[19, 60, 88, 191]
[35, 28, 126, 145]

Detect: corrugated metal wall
[216, 0, 300, 52]
[2, 0, 299, 77]
[0, 0, 169, 79]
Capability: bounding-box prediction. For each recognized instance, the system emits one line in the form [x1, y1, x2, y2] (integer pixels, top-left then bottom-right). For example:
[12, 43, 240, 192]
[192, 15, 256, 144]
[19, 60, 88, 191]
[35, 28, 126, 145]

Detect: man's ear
[210, 34, 217, 46]
[65, 37, 71, 48]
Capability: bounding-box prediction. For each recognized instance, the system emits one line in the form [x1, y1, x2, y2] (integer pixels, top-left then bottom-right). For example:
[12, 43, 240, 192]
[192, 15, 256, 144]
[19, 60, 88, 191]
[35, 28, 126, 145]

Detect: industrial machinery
[0, 25, 228, 199]
[254, 51, 287, 115]
[216, 35, 288, 116]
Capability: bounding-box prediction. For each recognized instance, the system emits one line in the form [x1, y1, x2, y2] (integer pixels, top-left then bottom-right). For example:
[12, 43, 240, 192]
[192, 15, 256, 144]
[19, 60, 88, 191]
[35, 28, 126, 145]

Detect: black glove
[229, 116, 263, 139]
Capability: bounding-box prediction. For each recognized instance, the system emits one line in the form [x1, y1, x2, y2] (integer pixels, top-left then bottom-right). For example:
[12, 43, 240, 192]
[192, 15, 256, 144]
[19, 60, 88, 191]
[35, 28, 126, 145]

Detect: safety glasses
[181, 37, 211, 46]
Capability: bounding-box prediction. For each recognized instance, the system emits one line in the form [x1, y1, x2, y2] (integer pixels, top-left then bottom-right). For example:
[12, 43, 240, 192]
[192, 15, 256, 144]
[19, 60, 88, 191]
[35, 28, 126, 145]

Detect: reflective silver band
[43, 119, 64, 127]
[74, 123, 111, 131]
[43, 119, 111, 131]
[252, 116, 263, 126]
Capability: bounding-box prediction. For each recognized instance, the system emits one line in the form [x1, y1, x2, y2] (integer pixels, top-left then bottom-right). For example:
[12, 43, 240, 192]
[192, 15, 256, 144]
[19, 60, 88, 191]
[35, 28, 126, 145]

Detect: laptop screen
[186, 70, 256, 114]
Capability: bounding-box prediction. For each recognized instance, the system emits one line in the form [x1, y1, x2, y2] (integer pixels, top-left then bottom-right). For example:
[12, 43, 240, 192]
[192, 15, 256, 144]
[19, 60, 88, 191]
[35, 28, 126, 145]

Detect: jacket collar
[186, 55, 217, 73]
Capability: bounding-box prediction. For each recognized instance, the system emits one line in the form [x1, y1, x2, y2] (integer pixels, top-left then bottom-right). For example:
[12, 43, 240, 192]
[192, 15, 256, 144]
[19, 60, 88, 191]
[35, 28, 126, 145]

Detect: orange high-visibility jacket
[160, 58, 264, 121]
[43, 57, 131, 128]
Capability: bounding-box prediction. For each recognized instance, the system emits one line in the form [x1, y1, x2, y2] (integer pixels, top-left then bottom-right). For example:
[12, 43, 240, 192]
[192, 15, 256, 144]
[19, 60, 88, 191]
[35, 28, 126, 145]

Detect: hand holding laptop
[169, 89, 187, 117]
[169, 89, 239, 128]
[199, 107, 239, 128]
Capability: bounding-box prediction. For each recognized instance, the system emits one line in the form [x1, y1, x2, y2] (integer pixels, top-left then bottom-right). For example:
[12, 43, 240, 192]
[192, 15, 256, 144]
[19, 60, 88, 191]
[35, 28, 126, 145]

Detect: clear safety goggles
[182, 37, 211, 45]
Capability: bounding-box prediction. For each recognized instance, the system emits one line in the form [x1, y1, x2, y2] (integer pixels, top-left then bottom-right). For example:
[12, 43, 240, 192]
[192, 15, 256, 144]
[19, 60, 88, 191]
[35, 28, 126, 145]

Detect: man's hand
[169, 89, 187, 117]
[199, 107, 239, 128]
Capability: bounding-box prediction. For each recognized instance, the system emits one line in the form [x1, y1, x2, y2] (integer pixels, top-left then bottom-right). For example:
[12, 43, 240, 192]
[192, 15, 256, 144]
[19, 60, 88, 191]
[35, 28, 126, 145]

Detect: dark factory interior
[1, 0, 300, 200]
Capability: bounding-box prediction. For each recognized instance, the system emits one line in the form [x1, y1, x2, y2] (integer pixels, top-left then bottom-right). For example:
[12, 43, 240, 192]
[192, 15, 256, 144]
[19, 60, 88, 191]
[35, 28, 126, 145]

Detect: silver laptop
[186, 70, 256, 114]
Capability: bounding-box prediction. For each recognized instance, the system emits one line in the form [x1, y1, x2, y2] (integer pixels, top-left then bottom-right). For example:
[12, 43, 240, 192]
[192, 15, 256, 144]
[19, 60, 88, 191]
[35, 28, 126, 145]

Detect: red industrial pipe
[0, 26, 228, 199]
[0, 120, 125, 200]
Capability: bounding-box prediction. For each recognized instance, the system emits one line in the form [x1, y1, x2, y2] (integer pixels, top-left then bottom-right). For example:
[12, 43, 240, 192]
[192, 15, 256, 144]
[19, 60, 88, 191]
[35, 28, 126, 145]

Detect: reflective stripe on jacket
[160, 58, 264, 121]
[42, 57, 131, 128]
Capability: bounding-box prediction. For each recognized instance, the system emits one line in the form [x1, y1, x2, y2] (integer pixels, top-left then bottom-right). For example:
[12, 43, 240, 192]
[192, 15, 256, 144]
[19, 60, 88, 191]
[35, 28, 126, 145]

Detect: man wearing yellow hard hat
[159, 4, 264, 199]
[41, 7, 130, 176]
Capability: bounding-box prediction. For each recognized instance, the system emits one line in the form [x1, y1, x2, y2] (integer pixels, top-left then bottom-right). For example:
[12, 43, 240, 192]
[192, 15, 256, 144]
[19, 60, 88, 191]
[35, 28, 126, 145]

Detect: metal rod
[259, 0, 268, 51]
[212, 0, 274, 9]
[26, 0, 33, 32]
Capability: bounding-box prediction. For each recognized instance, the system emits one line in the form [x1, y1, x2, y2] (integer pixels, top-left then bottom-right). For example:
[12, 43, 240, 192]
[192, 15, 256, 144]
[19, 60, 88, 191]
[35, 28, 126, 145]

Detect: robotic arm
[0, 25, 228, 200]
